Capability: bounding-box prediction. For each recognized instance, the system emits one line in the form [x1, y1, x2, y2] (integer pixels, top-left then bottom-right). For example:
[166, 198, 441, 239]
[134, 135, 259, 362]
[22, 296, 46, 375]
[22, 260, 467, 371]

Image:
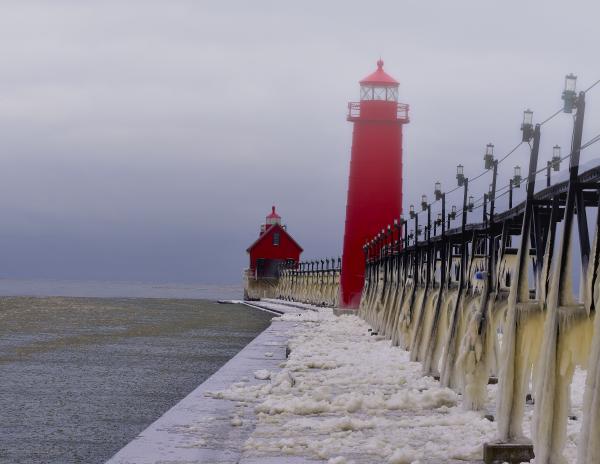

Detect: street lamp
[546, 145, 562, 187]
[552, 145, 561, 171]
[484, 143, 495, 169]
[513, 165, 522, 187]
[447, 205, 456, 229]
[456, 164, 465, 186]
[434, 181, 442, 200]
[409, 204, 415, 219]
[562, 73, 577, 113]
[433, 212, 442, 236]
[521, 109, 534, 142]
[433, 181, 446, 238]
[421, 194, 428, 211]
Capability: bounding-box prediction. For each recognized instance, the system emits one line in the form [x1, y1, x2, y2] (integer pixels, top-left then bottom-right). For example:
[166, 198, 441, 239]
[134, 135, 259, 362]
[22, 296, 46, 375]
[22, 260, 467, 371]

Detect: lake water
[0, 294, 272, 464]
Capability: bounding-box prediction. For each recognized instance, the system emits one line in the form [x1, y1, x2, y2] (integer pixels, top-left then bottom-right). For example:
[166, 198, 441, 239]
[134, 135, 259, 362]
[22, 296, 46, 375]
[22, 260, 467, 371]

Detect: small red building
[246, 206, 303, 278]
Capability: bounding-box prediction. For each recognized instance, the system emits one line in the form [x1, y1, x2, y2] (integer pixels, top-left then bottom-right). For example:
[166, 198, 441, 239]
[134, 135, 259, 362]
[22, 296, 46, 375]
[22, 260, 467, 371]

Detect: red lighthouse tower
[340, 60, 409, 308]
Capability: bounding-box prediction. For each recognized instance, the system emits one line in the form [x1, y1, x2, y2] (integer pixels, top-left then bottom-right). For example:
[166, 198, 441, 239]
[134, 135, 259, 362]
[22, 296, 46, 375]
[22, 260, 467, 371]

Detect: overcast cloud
[0, 0, 598, 284]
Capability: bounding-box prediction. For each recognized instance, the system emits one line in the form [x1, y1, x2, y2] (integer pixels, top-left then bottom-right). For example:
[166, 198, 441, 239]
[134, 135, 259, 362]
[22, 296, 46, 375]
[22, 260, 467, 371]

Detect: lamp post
[456, 162, 473, 283]
[562, 73, 577, 113]
[393, 218, 401, 281]
[508, 166, 522, 209]
[484, 143, 495, 169]
[434, 213, 442, 236]
[547, 145, 561, 187]
[486, 145, 499, 302]
[558, 73, 590, 287]
[513, 166, 522, 187]
[434, 181, 445, 238]
[521, 109, 534, 142]
[410, 204, 418, 247]
[483, 188, 489, 225]
[401, 217, 408, 250]
[421, 194, 431, 240]
[447, 205, 457, 229]
[457, 164, 472, 222]
[508, 166, 521, 208]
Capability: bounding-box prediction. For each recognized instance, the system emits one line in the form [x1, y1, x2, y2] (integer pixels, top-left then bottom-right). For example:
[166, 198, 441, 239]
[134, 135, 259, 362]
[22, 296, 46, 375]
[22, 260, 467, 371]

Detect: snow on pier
[215, 304, 496, 463]
[106, 298, 587, 463]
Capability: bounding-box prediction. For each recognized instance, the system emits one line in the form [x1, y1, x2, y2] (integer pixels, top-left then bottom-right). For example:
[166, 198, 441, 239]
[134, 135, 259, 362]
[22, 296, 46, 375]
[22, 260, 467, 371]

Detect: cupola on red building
[246, 206, 303, 278]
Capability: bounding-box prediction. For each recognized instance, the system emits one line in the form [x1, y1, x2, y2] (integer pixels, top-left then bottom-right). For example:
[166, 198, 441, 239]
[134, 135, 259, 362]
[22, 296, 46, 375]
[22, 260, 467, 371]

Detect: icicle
[577, 225, 600, 463]
[457, 295, 495, 410]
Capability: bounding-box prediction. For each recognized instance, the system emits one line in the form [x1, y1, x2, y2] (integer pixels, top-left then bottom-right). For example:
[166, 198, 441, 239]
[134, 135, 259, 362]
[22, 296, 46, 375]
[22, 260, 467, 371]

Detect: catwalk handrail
[358, 83, 600, 462]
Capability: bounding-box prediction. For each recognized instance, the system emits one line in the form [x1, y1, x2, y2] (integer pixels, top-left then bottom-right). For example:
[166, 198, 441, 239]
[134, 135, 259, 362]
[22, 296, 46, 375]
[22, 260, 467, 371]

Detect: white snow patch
[254, 369, 271, 380]
[388, 447, 419, 464]
[327, 456, 349, 464]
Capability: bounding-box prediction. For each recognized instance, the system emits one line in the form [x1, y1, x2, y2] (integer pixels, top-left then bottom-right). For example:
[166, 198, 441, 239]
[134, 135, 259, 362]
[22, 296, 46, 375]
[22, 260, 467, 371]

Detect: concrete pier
[106, 301, 319, 464]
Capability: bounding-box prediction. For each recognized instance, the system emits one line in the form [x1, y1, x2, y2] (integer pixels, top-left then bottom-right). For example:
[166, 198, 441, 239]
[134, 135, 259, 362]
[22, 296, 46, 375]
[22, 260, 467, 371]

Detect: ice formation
[207, 309, 497, 462]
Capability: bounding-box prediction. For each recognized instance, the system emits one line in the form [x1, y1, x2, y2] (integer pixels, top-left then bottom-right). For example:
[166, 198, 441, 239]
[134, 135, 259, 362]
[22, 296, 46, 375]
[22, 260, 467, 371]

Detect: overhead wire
[432, 129, 600, 221]
[400, 76, 600, 232]
[584, 78, 600, 94]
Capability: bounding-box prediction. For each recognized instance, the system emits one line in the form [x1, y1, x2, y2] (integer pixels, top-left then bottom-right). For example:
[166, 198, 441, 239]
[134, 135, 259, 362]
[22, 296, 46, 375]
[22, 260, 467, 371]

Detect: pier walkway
[106, 300, 321, 464]
[106, 299, 542, 464]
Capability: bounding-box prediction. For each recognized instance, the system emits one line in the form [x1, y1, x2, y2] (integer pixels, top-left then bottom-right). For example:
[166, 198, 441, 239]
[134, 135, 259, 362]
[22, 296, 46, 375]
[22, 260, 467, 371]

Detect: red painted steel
[340, 60, 409, 308]
[359, 59, 399, 86]
[247, 207, 303, 273]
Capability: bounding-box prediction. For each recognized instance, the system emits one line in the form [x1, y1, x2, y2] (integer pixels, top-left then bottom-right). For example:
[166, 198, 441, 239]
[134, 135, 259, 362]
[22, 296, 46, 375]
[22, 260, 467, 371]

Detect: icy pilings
[533, 306, 592, 463]
[274, 264, 340, 307]
[244, 271, 279, 300]
[496, 301, 545, 441]
[357, 254, 501, 406]
[578, 307, 600, 463]
[455, 291, 499, 411]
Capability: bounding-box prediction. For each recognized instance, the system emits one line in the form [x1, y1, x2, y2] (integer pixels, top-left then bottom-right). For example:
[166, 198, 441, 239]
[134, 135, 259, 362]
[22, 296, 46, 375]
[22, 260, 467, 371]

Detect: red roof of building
[266, 205, 281, 219]
[359, 59, 399, 87]
[246, 223, 304, 253]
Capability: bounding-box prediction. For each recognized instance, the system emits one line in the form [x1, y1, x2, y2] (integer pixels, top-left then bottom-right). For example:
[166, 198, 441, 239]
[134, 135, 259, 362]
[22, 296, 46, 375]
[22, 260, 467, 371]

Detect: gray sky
[0, 0, 598, 284]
